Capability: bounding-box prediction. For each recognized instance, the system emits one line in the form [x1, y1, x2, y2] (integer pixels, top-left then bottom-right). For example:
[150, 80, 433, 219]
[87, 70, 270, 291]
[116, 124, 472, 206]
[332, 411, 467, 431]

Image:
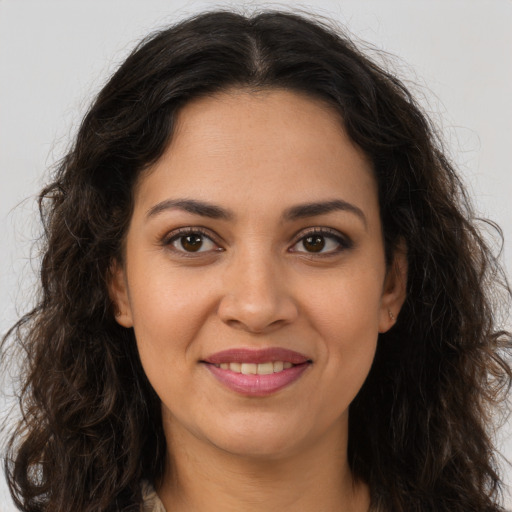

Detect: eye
[165, 229, 221, 254]
[290, 229, 350, 255]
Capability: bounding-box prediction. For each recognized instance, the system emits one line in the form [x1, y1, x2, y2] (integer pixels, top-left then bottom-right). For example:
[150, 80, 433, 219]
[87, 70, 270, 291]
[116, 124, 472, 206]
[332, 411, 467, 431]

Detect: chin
[215, 436, 299, 461]
[204, 414, 314, 460]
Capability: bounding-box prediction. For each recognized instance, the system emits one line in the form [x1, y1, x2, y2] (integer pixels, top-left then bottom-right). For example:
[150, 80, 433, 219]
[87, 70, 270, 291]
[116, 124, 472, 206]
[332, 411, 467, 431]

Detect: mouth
[211, 361, 295, 374]
[202, 348, 312, 397]
[203, 347, 311, 365]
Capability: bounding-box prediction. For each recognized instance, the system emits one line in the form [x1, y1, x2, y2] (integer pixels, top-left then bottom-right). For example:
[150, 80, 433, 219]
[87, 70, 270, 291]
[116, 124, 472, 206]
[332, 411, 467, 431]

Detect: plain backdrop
[1, 0, 511, 510]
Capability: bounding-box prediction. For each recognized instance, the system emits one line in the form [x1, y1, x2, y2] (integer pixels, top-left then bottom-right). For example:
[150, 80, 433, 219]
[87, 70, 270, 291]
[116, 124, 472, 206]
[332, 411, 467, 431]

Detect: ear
[108, 259, 134, 328]
[378, 241, 408, 333]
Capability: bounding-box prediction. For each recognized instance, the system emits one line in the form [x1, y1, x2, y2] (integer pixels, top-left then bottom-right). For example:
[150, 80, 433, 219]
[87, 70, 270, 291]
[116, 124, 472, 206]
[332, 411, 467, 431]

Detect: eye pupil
[181, 234, 203, 252]
[304, 235, 325, 252]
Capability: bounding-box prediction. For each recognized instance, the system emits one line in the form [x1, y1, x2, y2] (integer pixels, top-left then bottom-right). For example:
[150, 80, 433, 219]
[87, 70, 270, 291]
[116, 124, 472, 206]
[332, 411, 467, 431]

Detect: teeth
[273, 361, 284, 372]
[241, 363, 257, 375]
[257, 362, 274, 375]
[229, 362, 241, 372]
[215, 361, 296, 374]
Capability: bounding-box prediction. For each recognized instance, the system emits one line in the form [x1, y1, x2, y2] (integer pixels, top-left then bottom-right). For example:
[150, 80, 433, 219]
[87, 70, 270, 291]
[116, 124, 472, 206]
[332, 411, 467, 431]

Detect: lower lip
[205, 363, 310, 397]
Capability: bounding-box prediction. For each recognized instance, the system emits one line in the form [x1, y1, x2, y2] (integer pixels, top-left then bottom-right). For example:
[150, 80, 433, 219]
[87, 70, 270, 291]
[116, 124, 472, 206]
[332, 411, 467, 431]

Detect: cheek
[303, 271, 383, 388]
[305, 269, 384, 337]
[126, 264, 219, 368]
[129, 277, 215, 409]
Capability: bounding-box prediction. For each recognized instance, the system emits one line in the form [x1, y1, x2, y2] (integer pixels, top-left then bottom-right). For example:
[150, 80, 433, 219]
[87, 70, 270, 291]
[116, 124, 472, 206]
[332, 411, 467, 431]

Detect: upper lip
[203, 348, 311, 365]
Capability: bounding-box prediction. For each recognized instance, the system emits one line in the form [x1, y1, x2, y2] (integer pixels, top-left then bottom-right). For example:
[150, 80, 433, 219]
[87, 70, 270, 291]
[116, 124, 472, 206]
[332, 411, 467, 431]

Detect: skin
[110, 89, 407, 512]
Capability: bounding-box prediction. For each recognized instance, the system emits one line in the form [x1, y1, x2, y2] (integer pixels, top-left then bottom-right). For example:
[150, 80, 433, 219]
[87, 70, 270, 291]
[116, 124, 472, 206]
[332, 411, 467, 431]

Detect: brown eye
[168, 231, 219, 254]
[303, 235, 326, 253]
[181, 234, 203, 252]
[290, 229, 349, 255]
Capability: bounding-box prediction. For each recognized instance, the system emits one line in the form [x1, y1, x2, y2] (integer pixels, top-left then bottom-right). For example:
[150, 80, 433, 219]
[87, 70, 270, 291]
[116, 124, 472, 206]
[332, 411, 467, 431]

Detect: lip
[203, 347, 310, 365]
[202, 348, 312, 397]
[205, 363, 310, 397]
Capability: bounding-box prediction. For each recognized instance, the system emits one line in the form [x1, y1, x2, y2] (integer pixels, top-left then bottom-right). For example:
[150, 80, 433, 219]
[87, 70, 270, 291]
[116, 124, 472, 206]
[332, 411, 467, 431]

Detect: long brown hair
[2, 10, 511, 512]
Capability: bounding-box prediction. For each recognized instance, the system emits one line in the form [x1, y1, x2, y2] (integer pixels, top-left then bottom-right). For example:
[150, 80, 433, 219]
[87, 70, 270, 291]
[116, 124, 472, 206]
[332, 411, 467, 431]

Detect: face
[111, 89, 406, 460]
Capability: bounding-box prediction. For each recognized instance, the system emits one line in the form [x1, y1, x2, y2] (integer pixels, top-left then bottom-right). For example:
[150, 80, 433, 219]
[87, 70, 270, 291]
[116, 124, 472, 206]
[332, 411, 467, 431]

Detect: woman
[2, 10, 511, 512]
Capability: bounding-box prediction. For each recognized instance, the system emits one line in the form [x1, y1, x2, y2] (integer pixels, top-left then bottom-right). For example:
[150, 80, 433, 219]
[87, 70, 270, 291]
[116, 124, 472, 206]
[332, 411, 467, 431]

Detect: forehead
[133, 89, 378, 221]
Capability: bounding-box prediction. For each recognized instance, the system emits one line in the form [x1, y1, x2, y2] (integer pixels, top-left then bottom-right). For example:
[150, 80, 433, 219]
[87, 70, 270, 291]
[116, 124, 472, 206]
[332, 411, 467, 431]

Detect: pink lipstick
[202, 348, 311, 397]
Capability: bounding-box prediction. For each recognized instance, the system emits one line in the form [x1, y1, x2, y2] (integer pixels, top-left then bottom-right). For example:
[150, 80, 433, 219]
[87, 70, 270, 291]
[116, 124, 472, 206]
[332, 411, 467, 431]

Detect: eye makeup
[289, 227, 353, 256]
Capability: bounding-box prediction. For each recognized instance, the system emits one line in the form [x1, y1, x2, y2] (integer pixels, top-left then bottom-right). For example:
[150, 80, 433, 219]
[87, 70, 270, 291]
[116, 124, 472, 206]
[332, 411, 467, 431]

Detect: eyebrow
[146, 198, 234, 220]
[146, 197, 367, 227]
[283, 199, 367, 228]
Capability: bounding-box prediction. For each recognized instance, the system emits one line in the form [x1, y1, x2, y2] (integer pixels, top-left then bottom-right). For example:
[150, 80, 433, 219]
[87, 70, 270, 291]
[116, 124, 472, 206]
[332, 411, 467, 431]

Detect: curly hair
[2, 10, 511, 512]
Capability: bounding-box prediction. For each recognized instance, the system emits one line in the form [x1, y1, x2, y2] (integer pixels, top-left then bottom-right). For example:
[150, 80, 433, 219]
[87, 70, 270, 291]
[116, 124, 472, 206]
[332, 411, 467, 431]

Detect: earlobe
[378, 243, 408, 333]
[108, 260, 134, 328]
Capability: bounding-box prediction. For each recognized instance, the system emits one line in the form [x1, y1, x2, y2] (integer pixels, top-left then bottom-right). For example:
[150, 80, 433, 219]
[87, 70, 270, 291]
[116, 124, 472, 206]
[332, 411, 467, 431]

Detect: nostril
[217, 287, 299, 334]
[224, 317, 288, 334]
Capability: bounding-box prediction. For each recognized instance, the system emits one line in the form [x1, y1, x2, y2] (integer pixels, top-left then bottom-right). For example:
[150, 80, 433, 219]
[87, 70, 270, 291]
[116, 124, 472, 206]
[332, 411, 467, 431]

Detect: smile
[203, 348, 312, 396]
[213, 361, 293, 374]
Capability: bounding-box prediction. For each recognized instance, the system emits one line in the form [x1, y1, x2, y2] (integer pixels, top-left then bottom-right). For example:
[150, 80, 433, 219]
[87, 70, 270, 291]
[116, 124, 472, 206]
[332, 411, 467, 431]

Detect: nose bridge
[218, 242, 297, 332]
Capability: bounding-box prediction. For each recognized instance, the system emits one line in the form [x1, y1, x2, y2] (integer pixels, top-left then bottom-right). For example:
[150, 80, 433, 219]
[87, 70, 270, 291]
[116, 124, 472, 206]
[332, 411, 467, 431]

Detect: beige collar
[142, 481, 167, 512]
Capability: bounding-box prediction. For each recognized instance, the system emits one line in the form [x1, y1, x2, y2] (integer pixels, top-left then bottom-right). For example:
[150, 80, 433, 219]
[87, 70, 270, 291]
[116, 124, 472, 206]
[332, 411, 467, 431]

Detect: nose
[217, 249, 299, 334]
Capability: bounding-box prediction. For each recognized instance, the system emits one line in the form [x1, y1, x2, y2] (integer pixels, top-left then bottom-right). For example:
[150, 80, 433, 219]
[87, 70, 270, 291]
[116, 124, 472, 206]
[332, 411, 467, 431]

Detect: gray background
[1, 0, 511, 509]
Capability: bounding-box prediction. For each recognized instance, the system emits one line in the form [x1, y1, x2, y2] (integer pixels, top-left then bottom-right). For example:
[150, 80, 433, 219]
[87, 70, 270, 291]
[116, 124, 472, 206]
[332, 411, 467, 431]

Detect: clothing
[142, 481, 167, 512]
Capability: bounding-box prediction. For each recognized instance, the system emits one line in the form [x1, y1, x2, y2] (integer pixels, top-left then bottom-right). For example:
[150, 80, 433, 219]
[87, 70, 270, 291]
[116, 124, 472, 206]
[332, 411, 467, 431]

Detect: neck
[156, 414, 370, 512]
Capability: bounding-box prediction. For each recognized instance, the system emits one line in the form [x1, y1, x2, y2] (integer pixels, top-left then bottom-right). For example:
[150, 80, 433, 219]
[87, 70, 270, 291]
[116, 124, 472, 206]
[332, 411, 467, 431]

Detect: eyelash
[162, 227, 222, 256]
[161, 227, 352, 257]
[289, 228, 352, 256]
